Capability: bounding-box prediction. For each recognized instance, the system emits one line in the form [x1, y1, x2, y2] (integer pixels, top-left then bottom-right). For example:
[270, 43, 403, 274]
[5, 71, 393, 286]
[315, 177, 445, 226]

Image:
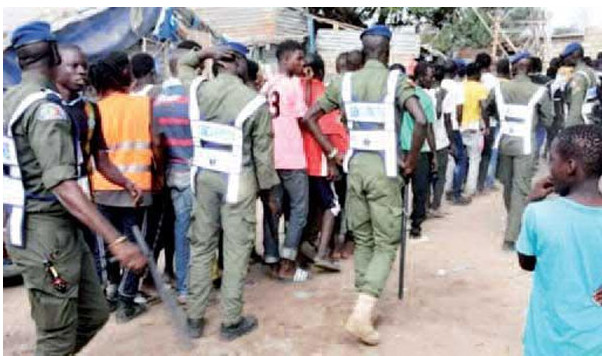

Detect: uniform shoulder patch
[36, 103, 68, 122]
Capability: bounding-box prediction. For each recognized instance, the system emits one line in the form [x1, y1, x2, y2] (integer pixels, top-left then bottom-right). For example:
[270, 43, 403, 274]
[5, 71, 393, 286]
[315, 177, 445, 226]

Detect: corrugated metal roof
[316, 27, 420, 78]
[193, 7, 307, 45]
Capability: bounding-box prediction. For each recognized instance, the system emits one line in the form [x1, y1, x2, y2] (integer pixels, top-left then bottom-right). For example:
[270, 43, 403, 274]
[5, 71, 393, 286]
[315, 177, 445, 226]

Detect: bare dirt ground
[3, 185, 532, 356]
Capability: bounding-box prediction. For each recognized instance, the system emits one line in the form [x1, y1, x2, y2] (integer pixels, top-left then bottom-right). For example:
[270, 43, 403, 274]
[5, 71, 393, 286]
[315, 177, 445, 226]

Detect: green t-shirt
[400, 87, 435, 151]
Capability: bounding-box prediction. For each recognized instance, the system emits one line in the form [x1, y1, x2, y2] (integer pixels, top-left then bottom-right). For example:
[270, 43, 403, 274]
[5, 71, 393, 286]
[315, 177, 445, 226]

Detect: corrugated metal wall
[316, 27, 420, 80]
[193, 7, 307, 46]
[194, 7, 278, 44]
[276, 7, 308, 43]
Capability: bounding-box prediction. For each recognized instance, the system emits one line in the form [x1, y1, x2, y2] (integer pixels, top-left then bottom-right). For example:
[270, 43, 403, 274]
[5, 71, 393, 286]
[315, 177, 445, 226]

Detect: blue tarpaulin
[3, 7, 163, 89]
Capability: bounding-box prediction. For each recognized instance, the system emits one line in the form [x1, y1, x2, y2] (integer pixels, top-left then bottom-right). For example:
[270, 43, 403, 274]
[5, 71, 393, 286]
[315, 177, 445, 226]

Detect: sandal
[314, 258, 341, 272]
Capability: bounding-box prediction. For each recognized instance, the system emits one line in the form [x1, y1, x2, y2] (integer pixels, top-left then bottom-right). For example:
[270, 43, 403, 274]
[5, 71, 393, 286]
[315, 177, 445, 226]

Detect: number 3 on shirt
[268, 91, 280, 118]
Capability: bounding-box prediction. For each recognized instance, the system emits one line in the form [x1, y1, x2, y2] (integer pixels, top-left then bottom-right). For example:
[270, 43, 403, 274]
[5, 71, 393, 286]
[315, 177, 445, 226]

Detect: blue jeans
[170, 184, 193, 296]
[535, 123, 546, 158]
[97, 205, 147, 303]
[263, 169, 309, 263]
[451, 131, 468, 199]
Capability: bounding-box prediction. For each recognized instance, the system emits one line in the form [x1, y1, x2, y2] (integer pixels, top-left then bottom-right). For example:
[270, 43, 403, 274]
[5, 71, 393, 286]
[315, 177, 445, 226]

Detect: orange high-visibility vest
[90, 93, 153, 191]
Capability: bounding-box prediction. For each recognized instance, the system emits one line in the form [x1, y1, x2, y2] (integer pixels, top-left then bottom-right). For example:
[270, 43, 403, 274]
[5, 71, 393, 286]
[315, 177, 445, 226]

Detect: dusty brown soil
[3, 186, 532, 356]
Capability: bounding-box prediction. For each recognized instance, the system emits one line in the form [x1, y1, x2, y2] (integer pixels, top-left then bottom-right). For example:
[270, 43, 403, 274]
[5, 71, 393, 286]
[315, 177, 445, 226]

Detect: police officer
[185, 41, 279, 341]
[486, 51, 554, 250]
[3, 21, 146, 354]
[303, 25, 428, 345]
[561, 42, 599, 127]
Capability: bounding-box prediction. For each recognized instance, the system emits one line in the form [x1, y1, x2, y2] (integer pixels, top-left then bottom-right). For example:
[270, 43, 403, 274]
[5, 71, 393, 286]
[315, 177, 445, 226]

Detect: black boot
[186, 318, 205, 339]
[115, 299, 147, 323]
[220, 315, 258, 341]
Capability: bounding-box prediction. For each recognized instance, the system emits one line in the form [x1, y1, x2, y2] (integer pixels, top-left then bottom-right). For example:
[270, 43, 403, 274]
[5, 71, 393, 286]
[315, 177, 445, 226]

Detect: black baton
[398, 179, 410, 300]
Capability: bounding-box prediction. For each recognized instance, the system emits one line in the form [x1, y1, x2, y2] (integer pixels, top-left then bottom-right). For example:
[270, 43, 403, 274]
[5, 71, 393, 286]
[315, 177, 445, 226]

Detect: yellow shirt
[461, 80, 488, 131]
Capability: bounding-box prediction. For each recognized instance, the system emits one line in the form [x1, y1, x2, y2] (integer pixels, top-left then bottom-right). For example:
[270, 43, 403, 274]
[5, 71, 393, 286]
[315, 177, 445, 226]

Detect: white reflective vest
[493, 85, 546, 156]
[190, 92, 266, 204]
[3, 90, 88, 248]
[574, 70, 600, 125]
[341, 70, 400, 177]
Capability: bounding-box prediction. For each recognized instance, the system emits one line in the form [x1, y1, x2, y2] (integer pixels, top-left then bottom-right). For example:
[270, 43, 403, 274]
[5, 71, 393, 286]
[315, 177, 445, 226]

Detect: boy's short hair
[466, 62, 480, 79]
[442, 59, 457, 76]
[497, 58, 510, 77]
[475, 52, 492, 70]
[346, 50, 364, 70]
[389, 63, 406, 73]
[247, 59, 259, 82]
[530, 57, 543, 73]
[555, 125, 602, 178]
[177, 40, 201, 50]
[276, 40, 303, 61]
[131, 52, 155, 79]
[304, 52, 325, 80]
[335, 52, 348, 73]
[413, 61, 432, 80]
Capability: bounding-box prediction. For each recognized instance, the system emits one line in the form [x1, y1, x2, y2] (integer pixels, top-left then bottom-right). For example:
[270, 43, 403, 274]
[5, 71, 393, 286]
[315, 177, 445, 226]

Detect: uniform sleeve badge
[37, 103, 68, 122]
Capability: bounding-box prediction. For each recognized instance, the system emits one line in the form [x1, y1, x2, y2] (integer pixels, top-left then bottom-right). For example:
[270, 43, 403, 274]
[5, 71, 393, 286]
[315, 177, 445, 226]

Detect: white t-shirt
[481, 72, 499, 127]
[440, 78, 464, 130]
[481, 72, 499, 92]
[426, 88, 452, 150]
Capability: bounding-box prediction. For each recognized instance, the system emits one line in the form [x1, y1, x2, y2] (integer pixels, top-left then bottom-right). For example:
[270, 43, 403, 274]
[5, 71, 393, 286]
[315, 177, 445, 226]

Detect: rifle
[398, 177, 410, 300]
[131, 226, 194, 349]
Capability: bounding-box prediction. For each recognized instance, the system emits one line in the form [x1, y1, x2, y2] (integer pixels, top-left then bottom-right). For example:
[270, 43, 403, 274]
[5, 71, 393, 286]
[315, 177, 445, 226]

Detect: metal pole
[398, 181, 410, 300]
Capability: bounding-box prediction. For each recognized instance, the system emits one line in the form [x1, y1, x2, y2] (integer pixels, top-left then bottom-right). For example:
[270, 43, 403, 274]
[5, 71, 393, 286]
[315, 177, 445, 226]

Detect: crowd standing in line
[3, 20, 602, 354]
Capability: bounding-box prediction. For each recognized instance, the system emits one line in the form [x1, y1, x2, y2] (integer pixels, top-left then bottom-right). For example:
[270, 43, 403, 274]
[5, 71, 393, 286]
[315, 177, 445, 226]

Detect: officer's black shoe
[115, 300, 147, 324]
[220, 315, 258, 341]
[186, 318, 205, 339]
[213, 277, 222, 289]
[409, 227, 422, 239]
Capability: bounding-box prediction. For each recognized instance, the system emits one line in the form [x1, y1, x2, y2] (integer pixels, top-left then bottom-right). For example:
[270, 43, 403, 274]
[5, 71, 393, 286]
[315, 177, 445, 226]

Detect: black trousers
[407, 152, 431, 231]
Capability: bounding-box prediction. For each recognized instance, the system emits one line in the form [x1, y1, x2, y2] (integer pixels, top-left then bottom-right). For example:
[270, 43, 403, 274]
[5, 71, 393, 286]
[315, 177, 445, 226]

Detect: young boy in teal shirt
[518, 125, 602, 356]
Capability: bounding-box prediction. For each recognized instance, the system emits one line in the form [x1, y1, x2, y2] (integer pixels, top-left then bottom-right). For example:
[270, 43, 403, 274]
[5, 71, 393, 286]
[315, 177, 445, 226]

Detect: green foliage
[307, 7, 458, 29]
[431, 9, 492, 54]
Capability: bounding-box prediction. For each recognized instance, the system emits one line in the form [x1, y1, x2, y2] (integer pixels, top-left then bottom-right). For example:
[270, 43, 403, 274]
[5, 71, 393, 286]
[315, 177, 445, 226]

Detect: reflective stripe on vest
[3, 90, 85, 247]
[575, 71, 599, 124]
[341, 70, 399, 177]
[191, 95, 266, 203]
[494, 85, 546, 155]
[90, 93, 153, 191]
[188, 76, 205, 127]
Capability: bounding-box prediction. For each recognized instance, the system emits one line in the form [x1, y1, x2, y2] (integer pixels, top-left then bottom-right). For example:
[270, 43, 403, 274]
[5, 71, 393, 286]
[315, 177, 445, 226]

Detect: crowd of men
[3, 20, 602, 355]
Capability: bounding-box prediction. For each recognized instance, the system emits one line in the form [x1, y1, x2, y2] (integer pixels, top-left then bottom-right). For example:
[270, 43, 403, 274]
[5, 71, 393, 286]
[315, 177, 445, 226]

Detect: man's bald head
[361, 35, 390, 65]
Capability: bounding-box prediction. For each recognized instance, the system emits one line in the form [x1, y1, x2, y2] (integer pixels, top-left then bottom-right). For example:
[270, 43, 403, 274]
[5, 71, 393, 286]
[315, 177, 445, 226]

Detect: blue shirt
[517, 197, 602, 356]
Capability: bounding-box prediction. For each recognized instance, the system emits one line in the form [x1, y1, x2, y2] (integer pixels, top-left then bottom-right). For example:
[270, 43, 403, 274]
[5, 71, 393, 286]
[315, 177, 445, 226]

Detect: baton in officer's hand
[131, 226, 194, 349]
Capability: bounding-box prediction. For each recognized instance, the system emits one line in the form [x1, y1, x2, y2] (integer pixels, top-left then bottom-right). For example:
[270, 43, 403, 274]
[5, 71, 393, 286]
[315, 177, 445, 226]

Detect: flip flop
[314, 258, 341, 272]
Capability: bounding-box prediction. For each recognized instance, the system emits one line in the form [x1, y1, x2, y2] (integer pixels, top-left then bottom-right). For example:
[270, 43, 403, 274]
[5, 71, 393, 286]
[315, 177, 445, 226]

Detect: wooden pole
[492, 12, 500, 60]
